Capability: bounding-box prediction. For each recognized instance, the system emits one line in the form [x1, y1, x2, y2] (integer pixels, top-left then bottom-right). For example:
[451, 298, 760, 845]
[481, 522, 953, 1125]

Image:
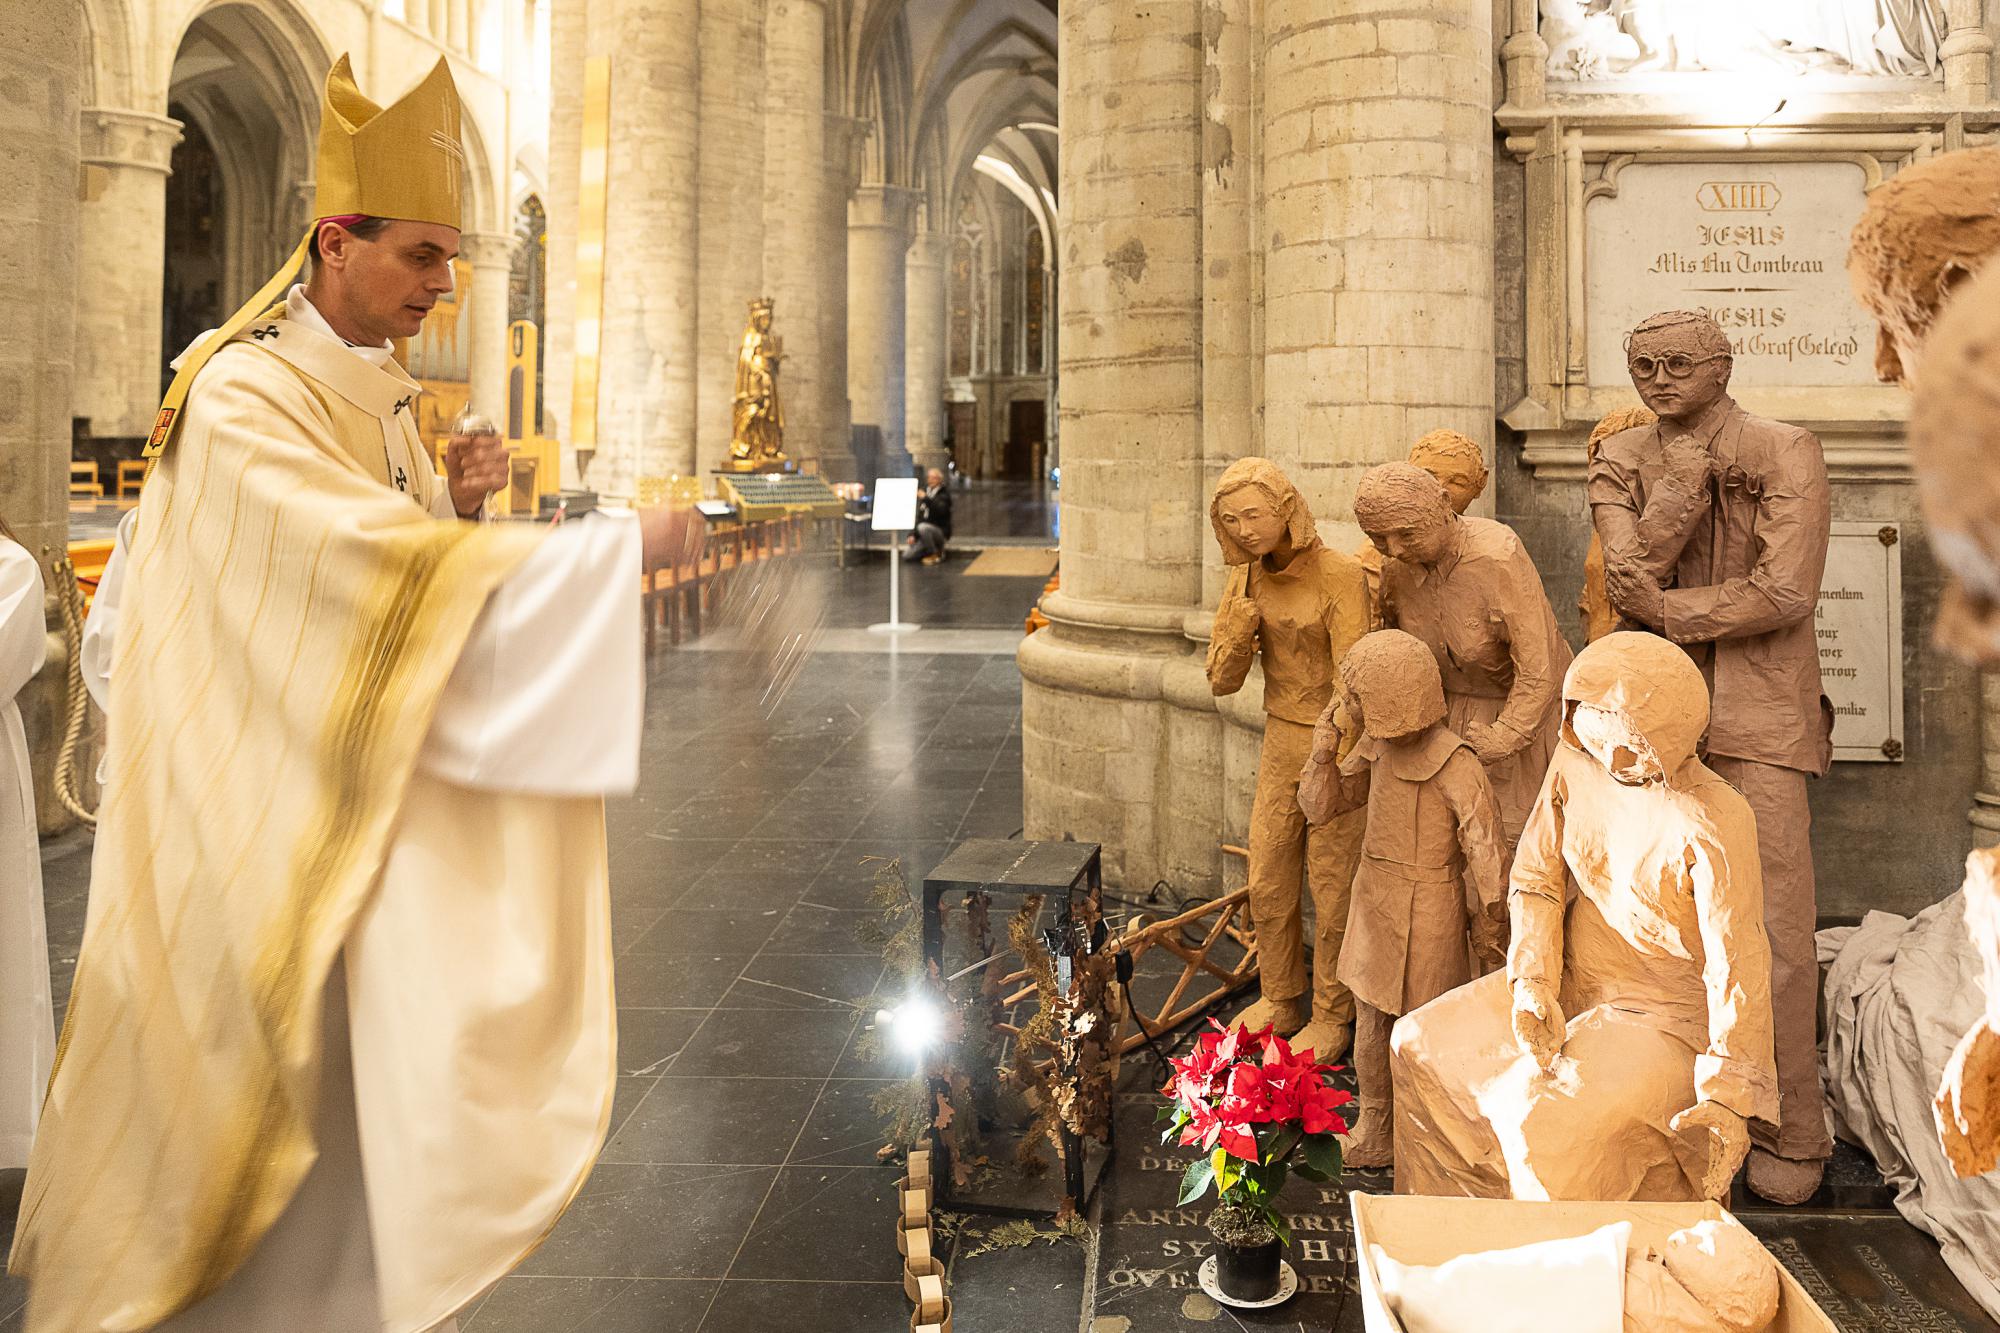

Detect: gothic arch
[79, 0, 140, 109]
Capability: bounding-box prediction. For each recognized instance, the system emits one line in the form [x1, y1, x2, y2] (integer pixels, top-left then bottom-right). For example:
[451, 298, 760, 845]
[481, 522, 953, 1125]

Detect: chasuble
[13, 300, 637, 1332]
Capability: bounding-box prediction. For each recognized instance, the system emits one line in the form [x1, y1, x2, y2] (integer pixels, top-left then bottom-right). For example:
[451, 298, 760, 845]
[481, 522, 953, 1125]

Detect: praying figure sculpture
[1588, 309, 1833, 1204]
[1390, 632, 1780, 1203]
[730, 297, 785, 466]
[1348, 463, 1571, 868]
[1207, 458, 1369, 1059]
[1300, 629, 1506, 1170]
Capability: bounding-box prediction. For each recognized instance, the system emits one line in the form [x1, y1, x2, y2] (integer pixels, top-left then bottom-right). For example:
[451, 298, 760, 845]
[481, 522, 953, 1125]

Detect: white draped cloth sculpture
[1391, 632, 1780, 1202]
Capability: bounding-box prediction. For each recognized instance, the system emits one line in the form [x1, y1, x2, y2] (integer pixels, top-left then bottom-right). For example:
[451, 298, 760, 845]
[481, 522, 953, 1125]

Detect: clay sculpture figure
[1624, 1218, 1782, 1333]
[1906, 251, 2000, 1179]
[1355, 429, 1490, 628]
[1804, 147, 2000, 1317]
[1588, 310, 1833, 1205]
[1848, 145, 2000, 397]
[1348, 463, 1572, 865]
[1578, 406, 1658, 644]
[1937, 850, 2000, 1177]
[1207, 458, 1370, 1059]
[1299, 629, 1507, 1169]
[1389, 632, 1779, 1204]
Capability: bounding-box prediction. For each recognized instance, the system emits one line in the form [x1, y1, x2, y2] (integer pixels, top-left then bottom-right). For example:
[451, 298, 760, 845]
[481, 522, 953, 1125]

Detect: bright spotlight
[876, 997, 944, 1054]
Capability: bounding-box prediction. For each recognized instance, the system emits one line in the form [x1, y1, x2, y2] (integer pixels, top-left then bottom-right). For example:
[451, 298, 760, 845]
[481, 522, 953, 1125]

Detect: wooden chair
[116, 459, 147, 500]
[69, 461, 103, 502]
[641, 517, 711, 652]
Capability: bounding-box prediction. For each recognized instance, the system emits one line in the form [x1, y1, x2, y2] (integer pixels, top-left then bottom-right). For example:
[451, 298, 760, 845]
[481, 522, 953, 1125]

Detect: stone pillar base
[1020, 592, 1269, 891]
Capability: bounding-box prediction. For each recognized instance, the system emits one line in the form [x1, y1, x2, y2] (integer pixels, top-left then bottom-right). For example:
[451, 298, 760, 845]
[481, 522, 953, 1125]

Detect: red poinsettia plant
[1157, 1020, 1352, 1245]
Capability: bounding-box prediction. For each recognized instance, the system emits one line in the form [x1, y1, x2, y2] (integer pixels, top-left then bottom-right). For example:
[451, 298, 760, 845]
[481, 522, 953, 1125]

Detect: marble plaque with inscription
[1820, 521, 1904, 762]
[1586, 160, 1876, 387]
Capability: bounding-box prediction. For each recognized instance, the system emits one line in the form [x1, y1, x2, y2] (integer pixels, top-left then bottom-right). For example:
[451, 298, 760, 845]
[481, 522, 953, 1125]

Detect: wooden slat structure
[993, 841, 1259, 1063]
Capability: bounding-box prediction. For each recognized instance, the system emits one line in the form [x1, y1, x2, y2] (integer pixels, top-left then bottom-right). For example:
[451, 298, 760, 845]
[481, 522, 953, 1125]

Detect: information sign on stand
[870, 477, 921, 635]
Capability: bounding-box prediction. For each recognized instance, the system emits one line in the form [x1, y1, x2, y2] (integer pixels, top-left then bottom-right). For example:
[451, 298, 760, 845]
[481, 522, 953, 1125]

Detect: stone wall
[1024, 0, 1496, 893]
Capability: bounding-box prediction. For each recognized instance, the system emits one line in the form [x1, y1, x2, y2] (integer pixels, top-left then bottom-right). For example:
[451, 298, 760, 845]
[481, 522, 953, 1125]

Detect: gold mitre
[749, 296, 775, 314]
[315, 54, 463, 228]
[146, 56, 466, 460]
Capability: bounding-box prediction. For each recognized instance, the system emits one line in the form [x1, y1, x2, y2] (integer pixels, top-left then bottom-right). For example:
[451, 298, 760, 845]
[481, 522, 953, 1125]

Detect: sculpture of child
[1299, 629, 1507, 1170]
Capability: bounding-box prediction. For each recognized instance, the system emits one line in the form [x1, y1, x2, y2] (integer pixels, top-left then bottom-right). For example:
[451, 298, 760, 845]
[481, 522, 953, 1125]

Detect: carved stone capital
[848, 183, 920, 235]
[80, 108, 182, 174]
[456, 230, 518, 268]
[824, 113, 871, 193]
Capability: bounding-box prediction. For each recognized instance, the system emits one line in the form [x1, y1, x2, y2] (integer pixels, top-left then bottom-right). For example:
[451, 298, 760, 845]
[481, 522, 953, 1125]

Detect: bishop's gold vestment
[11, 308, 618, 1332]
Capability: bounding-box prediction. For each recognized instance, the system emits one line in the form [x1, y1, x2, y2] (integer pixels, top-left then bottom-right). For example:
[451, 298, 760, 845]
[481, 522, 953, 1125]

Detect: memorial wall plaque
[1820, 521, 1904, 763]
[1586, 160, 1876, 388]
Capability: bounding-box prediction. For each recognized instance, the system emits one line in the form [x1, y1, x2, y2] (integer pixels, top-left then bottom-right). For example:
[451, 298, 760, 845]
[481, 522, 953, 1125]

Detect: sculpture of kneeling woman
[1389, 631, 1780, 1202]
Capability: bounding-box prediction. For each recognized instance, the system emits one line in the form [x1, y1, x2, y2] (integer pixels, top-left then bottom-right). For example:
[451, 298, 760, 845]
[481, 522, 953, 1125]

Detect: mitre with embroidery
[147, 54, 466, 459]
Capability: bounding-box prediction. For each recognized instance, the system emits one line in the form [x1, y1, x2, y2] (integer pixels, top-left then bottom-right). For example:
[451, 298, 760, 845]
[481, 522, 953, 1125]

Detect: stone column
[820, 114, 866, 477]
[544, 0, 584, 458]
[458, 231, 515, 427]
[595, 0, 701, 496]
[1942, 0, 1993, 106]
[1260, 0, 1494, 541]
[762, 0, 826, 472]
[73, 108, 181, 442]
[0, 0, 82, 830]
[904, 226, 950, 474]
[696, 0, 766, 479]
[848, 184, 918, 477]
[1019, 0, 1207, 889]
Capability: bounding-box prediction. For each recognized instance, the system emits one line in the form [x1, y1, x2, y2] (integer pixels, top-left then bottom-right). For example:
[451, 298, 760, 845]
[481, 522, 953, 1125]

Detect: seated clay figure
[1300, 630, 1507, 1170]
[1206, 457, 1369, 1059]
[1390, 632, 1779, 1202]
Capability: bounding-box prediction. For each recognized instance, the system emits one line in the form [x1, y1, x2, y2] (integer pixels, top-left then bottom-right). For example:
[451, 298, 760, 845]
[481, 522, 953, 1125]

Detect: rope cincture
[49, 553, 96, 829]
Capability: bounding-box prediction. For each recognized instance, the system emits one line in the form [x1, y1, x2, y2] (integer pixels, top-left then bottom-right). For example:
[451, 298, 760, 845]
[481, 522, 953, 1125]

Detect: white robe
[81, 292, 643, 1332]
[0, 540, 54, 1170]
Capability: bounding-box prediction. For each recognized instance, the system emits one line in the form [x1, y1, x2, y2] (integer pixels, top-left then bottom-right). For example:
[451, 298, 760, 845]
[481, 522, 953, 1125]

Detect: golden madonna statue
[730, 297, 786, 467]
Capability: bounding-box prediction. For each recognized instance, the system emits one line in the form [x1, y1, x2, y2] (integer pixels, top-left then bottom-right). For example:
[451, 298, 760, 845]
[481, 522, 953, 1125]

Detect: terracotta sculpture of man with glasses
[1587, 308, 1834, 1205]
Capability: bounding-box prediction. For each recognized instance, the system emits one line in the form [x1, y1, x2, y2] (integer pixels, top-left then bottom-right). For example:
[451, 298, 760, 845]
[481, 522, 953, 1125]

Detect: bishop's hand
[640, 506, 707, 571]
[445, 429, 510, 519]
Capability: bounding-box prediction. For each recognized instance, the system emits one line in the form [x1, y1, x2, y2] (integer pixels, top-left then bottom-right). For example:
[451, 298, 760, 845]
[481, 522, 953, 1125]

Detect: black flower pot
[1215, 1233, 1284, 1302]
